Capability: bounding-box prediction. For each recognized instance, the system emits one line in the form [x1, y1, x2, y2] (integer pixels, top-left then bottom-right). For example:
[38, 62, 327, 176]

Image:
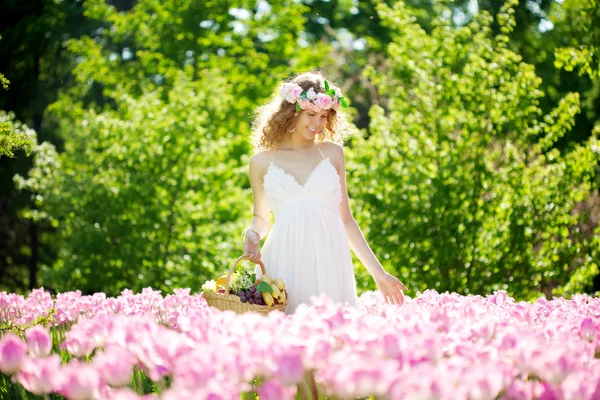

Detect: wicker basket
[202, 254, 288, 315]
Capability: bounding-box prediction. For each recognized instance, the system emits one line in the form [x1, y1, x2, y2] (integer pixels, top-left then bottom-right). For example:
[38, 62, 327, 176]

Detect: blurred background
[0, 0, 599, 300]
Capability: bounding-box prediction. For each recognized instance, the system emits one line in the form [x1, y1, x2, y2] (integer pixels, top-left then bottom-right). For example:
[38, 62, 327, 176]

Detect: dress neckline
[269, 142, 329, 188]
[268, 158, 331, 189]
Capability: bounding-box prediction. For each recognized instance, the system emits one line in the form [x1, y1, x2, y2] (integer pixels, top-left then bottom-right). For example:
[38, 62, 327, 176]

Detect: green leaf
[296, 103, 302, 112]
[250, 273, 256, 283]
[341, 98, 348, 108]
[256, 281, 273, 293]
[325, 80, 330, 92]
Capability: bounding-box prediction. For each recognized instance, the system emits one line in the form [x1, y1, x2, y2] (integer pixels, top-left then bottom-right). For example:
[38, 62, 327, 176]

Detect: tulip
[25, 325, 52, 357]
[256, 380, 298, 400]
[275, 352, 305, 385]
[580, 317, 595, 342]
[0, 333, 27, 374]
[93, 346, 136, 387]
[57, 360, 100, 400]
[17, 354, 61, 395]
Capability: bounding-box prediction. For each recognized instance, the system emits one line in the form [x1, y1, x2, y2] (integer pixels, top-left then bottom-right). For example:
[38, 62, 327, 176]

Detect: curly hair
[250, 70, 351, 151]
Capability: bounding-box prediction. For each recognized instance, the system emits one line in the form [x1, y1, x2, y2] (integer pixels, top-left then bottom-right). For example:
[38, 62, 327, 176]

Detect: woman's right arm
[243, 153, 271, 263]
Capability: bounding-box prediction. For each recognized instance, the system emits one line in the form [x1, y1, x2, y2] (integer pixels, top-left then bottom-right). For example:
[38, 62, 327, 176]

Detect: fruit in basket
[261, 274, 272, 284]
[261, 292, 275, 307]
[215, 274, 228, 287]
[259, 277, 286, 303]
[270, 282, 282, 300]
[272, 278, 286, 291]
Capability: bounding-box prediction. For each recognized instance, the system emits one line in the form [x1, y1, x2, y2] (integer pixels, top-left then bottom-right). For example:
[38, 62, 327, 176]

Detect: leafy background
[1, 0, 599, 300]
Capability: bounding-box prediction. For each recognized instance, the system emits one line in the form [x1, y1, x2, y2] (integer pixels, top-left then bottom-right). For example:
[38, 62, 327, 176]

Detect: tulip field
[0, 288, 599, 399]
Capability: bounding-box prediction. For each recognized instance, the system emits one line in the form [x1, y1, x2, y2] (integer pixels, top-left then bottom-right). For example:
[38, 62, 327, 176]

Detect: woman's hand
[374, 272, 408, 305]
[243, 230, 262, 264]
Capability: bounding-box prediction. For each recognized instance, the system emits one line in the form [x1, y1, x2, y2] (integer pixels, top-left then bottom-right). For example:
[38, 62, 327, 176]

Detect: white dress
[253, 143, 359, 315]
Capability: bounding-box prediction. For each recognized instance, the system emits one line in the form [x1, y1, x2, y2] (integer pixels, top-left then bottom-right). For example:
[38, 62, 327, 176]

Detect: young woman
[242, 70, 408, 315]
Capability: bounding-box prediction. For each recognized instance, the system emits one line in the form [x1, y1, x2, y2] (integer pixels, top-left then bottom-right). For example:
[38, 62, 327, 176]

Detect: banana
[278, 290, 287, 303]
[270, 283, 282, 301]
[272, 278, 286, 291]
[261, 274, 271, 284]
[261, 291, 274, 307]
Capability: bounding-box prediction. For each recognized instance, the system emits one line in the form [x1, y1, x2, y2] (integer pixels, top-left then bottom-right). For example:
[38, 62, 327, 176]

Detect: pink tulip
[349, 368, 393, 398]
[104, 387, 142, 400]
[580, 318, 595, 342]
[256, 380, 298, 400]
[62, 332, 95, 358]
[57, 360, 101, 400]
[17, 354, 61, 395]
[25, 325, 52, 357]
[0, 333, 27, 374]
[274, 352, 304, 385]
[93, 346, 136, 387]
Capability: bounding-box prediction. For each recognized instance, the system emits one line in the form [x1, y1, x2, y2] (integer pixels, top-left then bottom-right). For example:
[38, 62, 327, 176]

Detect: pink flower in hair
[332, 96, 341, 109]
[289, 85, 303, 101]
[306, 87, 317, 100]
[297, 99, 312, 110]
[316, 92, 333, 110]
[280, 83, 302, 104]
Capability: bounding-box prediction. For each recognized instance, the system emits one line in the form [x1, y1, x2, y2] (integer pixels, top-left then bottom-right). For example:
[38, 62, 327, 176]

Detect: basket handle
[225, 255, 266, 295]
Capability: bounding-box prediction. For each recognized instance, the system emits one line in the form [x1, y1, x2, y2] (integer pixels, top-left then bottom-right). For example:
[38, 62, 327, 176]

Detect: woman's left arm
[331, 143, 408, 305]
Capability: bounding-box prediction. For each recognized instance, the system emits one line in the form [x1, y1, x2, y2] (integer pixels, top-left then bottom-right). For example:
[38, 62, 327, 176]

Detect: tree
[0, 35, 34, 159]
[347, 0, 600, 300]
[14, 0, 332, 295]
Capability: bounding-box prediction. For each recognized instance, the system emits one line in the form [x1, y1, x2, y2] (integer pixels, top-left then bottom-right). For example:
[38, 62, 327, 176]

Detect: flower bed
[0, 288, 599, 399]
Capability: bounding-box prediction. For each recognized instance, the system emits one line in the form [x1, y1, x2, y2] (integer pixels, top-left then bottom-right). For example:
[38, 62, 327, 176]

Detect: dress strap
[315, 142, 326, 160]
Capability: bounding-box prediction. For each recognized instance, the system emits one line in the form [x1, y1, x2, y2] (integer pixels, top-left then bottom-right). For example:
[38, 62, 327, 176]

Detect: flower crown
[280, 80, 349, 112]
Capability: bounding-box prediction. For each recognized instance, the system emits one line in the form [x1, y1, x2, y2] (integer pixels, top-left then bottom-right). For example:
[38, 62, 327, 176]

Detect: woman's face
[292, 109, 330, 140]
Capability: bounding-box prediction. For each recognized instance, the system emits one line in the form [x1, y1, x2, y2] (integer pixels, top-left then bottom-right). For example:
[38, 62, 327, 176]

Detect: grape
[240, 296, 247, 303]
[249, 287, 256, 294]
[248, 297, 255, 304]
[253, 291, 261, 300]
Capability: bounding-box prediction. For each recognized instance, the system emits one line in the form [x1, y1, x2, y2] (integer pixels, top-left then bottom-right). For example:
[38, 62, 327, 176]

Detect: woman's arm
[331, 143, 408, 304]
[247, 152, 271, 240]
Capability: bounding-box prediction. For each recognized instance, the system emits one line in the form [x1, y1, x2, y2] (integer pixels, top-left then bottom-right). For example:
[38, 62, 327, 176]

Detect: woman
[242, 70, 407, 315]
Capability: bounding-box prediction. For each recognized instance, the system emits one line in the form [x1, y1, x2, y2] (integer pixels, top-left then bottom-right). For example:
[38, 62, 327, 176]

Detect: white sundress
[253, 142, 358, 315]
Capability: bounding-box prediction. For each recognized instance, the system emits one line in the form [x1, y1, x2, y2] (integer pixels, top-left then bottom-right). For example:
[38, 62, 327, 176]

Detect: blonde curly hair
[250, 71, 351, 151]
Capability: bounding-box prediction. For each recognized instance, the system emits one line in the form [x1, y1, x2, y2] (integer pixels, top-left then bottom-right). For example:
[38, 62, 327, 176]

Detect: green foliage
[8, 0, 600, 301]
[14, 0, 331, 295]
[0, 33, 34, 159]
[17, 75, 251, 295]
[0, 35, 8, 90]
[0, 112, 35, 159]
[552, 0, 600, 80]
[349, 0, 600, 300]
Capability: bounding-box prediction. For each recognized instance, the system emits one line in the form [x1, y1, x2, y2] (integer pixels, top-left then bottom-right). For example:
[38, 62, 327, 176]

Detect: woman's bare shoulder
[320, 142, 345, 168]
[249, 149, 275, 174]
